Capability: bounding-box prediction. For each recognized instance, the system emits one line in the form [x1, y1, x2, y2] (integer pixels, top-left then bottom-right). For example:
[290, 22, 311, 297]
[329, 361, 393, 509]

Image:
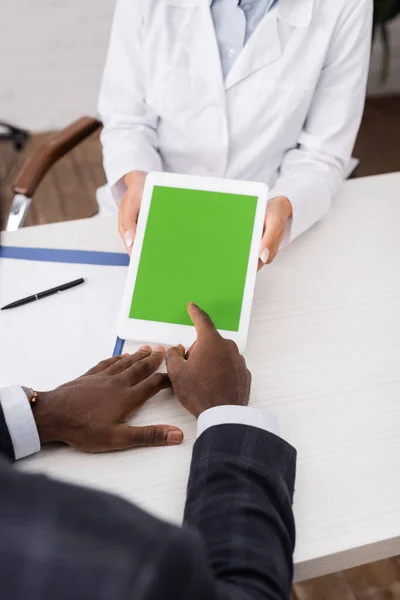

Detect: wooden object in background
[0, 129, 104, 227]
[13, 117, 101, 198]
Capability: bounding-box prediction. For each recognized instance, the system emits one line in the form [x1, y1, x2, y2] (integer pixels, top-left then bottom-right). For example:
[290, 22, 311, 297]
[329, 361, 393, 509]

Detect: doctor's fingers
[118, 191, 141, 253]
[118, 216, 137, 254]
[259, 216, 285, 266]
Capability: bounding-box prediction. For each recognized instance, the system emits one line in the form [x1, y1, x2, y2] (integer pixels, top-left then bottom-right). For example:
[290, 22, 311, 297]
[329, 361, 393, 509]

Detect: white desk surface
[3, 173, 400, 581]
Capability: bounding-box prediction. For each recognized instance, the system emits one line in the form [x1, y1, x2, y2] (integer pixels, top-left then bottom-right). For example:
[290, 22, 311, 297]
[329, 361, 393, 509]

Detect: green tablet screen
[129, 186, 257, 331]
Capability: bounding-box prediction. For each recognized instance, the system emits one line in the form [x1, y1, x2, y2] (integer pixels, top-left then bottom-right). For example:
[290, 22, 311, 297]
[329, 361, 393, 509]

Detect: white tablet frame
[117, 172, 268, 351]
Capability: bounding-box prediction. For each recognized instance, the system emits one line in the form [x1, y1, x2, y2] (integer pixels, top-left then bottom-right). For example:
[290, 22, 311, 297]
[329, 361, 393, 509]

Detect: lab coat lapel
[165, 0, 226, 107]
[225, 0, 315, 90]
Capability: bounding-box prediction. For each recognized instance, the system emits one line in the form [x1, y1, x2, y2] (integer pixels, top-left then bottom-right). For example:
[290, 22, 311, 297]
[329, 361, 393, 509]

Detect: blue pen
[113, 336, 125, 357]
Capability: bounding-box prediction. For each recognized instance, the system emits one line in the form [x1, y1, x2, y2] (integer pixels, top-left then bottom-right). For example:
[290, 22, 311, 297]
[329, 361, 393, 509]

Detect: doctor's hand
[258, 196, 292, 268]
[32, 347, 183, 452]
[166, 303, 251, 419]
[119, 170, 147, 254]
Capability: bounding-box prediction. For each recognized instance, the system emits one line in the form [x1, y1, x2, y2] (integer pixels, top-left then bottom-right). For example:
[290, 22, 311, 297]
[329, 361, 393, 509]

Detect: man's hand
[118, 170, 147, 254]
[33, 346, 183, 452]
[166, 303, 251, 418]
[258, 196, 292, 268]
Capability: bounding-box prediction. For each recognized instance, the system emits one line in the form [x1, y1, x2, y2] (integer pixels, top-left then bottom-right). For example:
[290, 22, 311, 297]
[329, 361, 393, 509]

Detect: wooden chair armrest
[13, 116, 102, 198]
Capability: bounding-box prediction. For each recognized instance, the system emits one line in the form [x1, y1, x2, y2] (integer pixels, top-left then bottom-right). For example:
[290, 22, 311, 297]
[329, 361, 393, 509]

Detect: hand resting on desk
[1, 303, 253, 459]
[34, 302, 251, 451]
[0, 301, 296, 600]
[32, 346, 184, 452]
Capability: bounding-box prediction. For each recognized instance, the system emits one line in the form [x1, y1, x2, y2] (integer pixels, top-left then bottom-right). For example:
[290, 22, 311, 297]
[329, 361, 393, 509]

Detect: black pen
[1, 278, 85, 310]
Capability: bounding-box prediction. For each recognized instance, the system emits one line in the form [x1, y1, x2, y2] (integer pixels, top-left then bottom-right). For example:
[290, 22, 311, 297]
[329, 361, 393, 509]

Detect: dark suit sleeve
[0, 423, 296, 600]
[182, 424, 296, 600]
[145, 424, 296, 600]
[0, 402, 15, 460]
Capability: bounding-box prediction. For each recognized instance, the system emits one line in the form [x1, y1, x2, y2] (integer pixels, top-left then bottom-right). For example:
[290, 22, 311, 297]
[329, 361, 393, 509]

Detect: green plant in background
[373, 0, 400, 82]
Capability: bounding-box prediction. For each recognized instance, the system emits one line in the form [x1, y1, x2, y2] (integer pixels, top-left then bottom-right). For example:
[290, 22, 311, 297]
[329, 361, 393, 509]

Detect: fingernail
[125, 231, 133, 248]
[122, 353, 129, 357]
[259, 248, 269, 264]
[153, 345, 165, 353]
[167, 430, 183, 445]
[139, 345, 151, 352]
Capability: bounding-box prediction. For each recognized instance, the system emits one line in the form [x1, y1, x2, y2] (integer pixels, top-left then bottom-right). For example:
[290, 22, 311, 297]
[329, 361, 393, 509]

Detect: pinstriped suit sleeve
[146, 424, 296, 600]
[0, 403, 14, 461]
[0, 422, 295, 599]
[183, 424, 296, 600]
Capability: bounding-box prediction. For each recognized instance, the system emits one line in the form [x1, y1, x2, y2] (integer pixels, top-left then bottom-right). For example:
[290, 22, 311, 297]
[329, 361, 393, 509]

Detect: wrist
[195, 402, 249, 420]
[278, 196, 292, 220]
[31, 391, 60, 444]
[123, 170, 147, 188]
[269, 195, 292, 220]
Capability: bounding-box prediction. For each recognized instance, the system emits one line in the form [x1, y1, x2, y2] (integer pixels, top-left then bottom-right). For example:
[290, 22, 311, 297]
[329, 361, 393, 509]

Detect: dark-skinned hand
[32, 346, 183, 452]
[166, 303, 252, 418]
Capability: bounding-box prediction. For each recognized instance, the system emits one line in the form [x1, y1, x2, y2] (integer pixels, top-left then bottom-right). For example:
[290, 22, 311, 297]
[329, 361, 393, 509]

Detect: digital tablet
[117, 172, 268, 351]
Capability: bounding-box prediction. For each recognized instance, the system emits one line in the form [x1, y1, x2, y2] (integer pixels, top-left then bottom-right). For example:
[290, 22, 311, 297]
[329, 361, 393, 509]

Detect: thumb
[119, 195, 140, 253]
[112, 424, 184, 449]
[259, 198, 290, 266]
[123, 225, 137, 253]
[260, 214, 285, 266]
[259, 217, 277, 265]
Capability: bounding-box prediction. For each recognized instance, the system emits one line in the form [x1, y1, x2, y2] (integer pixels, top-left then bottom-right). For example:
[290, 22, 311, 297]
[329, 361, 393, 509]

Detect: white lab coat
[98, 0, 372, 243]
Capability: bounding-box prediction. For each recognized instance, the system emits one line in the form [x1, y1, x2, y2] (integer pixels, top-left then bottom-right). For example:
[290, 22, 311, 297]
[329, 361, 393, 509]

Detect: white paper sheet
[0, 258, 128, 390]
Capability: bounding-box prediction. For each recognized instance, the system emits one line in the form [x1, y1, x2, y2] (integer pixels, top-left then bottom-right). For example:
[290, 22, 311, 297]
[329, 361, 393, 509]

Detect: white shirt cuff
[0, 386, 41, 459]
[197, 405, 280, 439]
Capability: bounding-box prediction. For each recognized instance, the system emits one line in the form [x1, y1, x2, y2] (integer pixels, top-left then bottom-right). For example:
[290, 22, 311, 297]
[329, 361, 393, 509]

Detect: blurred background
[0, 0, 400, 230]
[0, 1, 399, 598]
[0, 0, 400, 229]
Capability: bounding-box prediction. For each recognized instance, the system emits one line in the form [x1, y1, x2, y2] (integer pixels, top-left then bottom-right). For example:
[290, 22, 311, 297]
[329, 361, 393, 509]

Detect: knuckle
[226, 339, 238, 351]
[138, 358, 152, 377]
[165, 361, 177, 378]
[145, 426, 158, 446]
[166, 348, 180, 364]
[130, 358, 152, 382]
[203, 313, 213, 326]
[167, 365, 183, 383]
[109, 430, 123, 449]
[135, 348, 150, 361]
[166, 373, 180, 391]
[108, 357, 121, 367]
